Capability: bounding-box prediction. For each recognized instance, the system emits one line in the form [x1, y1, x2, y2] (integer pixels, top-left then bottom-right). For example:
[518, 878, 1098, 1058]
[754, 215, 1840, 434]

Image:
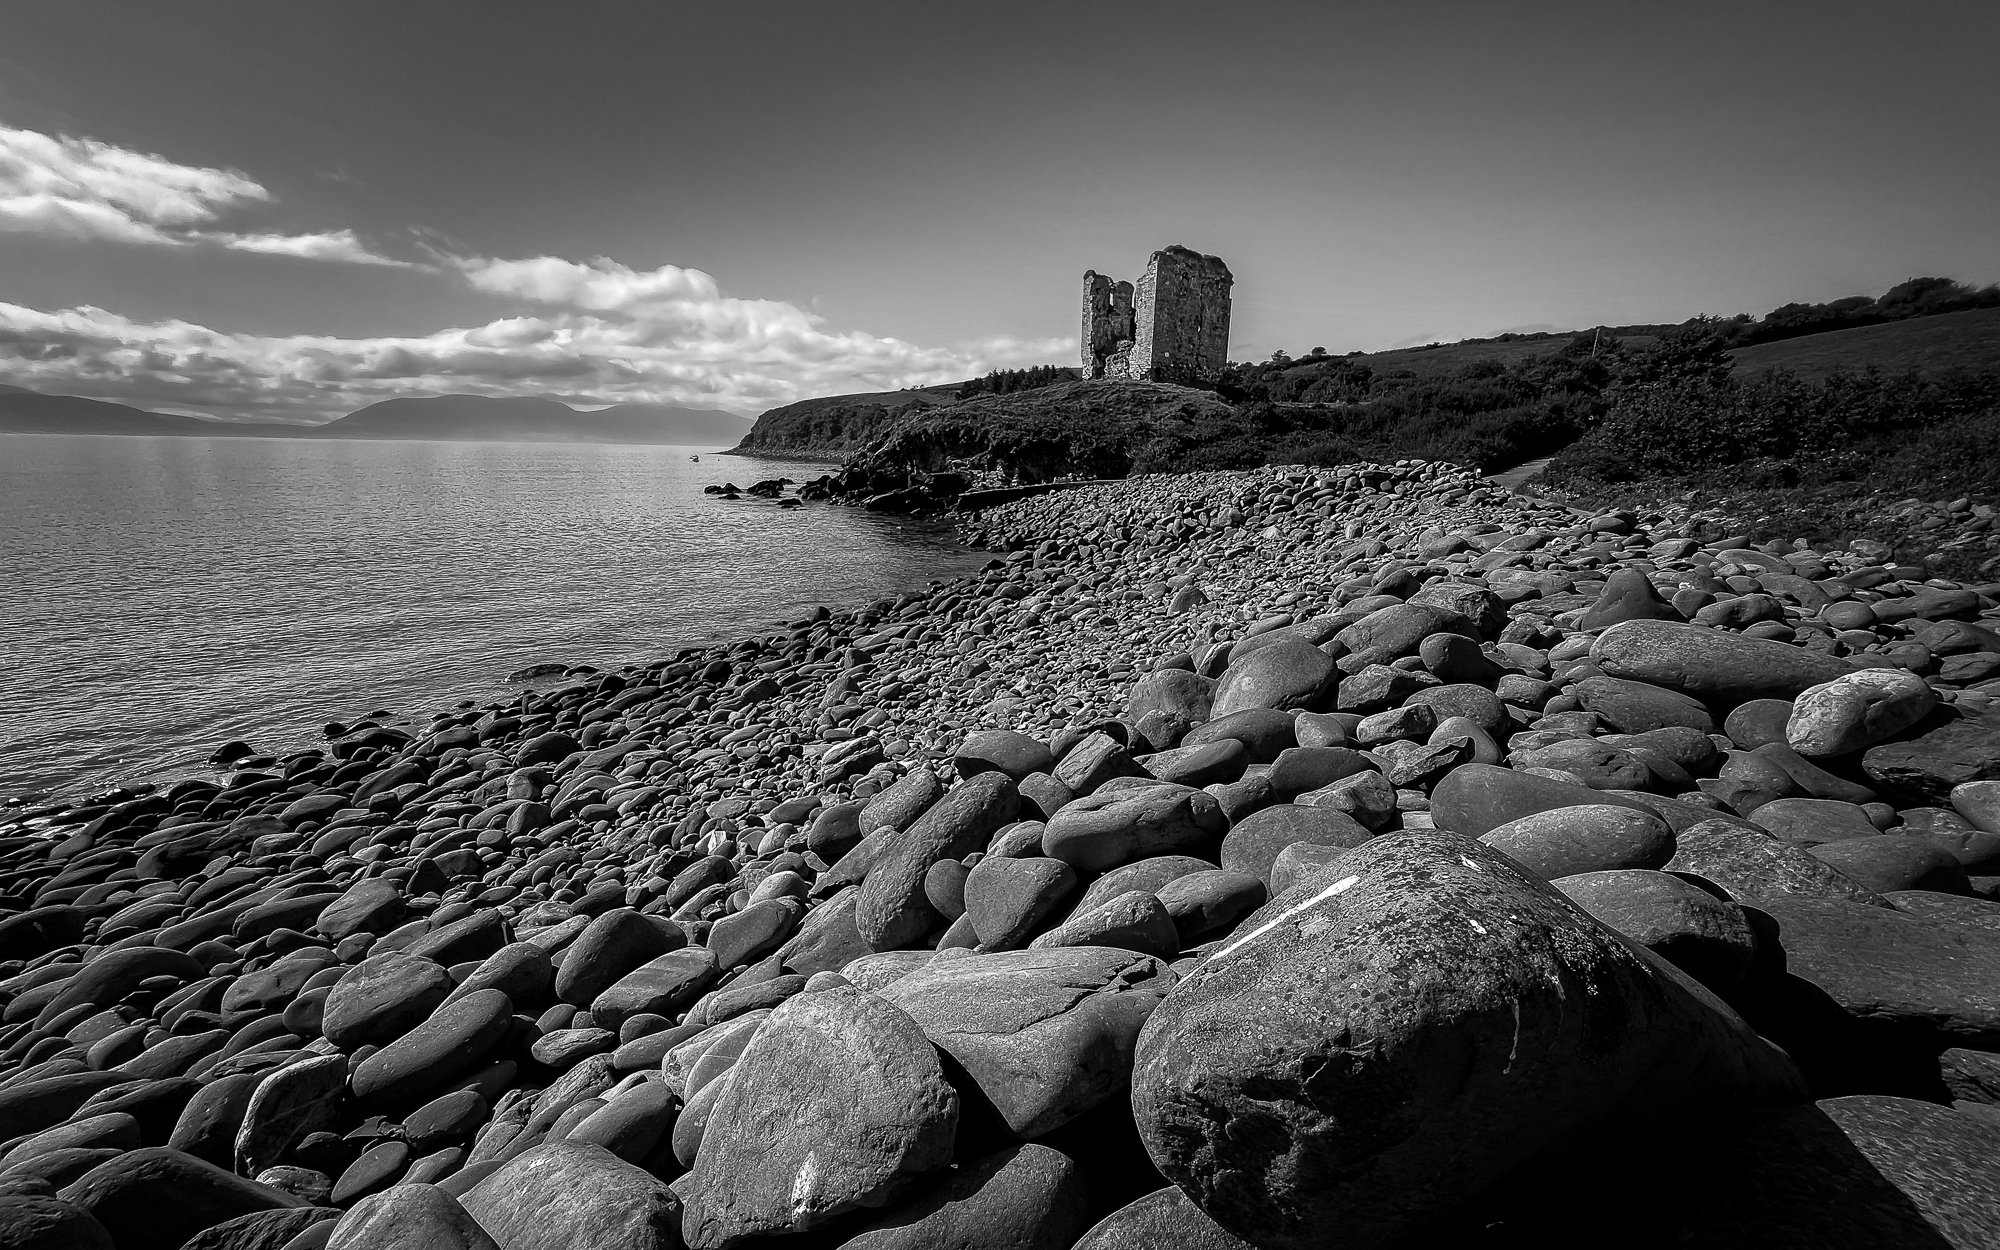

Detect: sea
[0, 435, 989, 804]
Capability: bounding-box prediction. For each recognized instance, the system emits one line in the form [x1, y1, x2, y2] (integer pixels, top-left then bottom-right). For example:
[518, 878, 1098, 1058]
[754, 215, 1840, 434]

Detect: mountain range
[0, 385, 752, 446]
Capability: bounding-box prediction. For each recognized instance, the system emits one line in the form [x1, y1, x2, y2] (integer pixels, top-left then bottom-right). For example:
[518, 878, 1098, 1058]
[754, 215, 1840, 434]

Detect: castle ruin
[1081, 245, 1233, 385]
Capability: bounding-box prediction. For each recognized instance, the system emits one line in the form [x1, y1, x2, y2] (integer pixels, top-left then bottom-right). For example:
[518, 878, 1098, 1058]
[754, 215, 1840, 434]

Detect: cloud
[0, 297, 1078, 423]
[0, 123, 266, 244]
[0, 125, 1073, 417]
[208, 228, 418, 268]
[0, 123, 412, 267]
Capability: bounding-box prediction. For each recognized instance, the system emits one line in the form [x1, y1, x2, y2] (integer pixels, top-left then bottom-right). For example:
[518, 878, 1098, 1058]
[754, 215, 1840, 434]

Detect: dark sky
[3, 1, 1995, 418]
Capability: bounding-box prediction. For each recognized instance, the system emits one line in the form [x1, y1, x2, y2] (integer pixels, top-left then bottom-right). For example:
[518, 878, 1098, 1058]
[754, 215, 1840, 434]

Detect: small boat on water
[691, 454, 700, 461]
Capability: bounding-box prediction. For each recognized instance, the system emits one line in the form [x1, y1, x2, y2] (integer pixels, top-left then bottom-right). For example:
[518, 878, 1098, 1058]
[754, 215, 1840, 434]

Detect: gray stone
[1592, 620, 1856, 705]
[1218, 803, 1371, 887]
[1553, 869, 1756, 996]
[879, 947, 1173, 1139]
[1479, 805, 1674, 881]
[678, 986, 957, 1247]
[857, 773, 1020, 952]
[1758, 896, 2000, 1047]
[1130, 832, 1805, 1250]
[1209, 639, 1336, 718]
[234, 1054, 348, 1176]
[1665, 820, 1891, 907]
[839, 1142, 1089, 1250]
[1788, 669, 1939, 757]
[460, 1142, 679, 1250]
[1041, 785, 1226, 875]
[327, 1183, 498, 1250]
[321, 953, 456, 1050]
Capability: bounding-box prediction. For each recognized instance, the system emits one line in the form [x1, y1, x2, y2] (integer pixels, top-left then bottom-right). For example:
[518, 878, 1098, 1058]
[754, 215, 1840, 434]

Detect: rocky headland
[3, 459, 2000, 1248]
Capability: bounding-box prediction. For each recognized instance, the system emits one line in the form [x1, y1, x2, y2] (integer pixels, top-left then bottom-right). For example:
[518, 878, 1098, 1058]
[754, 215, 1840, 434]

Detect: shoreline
[1, 458, 1996, 1245]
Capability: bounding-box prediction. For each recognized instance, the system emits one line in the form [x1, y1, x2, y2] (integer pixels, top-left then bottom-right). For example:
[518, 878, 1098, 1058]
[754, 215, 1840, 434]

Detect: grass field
[1338, 333, 1659, 379]
[1732, 307, 2000, 378]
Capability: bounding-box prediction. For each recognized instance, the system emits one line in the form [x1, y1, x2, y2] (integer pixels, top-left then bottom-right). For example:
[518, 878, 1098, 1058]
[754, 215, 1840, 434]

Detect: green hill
[728, 383, 963, 458]
[1731, 306, 2000, 379]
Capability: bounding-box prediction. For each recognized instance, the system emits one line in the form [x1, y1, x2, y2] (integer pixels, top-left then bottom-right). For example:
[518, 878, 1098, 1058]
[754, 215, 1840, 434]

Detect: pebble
[1, 457, 1993, 1247]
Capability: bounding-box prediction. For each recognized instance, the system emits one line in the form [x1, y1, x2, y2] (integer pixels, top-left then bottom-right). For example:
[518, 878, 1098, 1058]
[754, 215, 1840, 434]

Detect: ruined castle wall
[1080, 270, 1136, 380]
[1131, 247, 1233, 385]
[1083, 246, 1232, 385]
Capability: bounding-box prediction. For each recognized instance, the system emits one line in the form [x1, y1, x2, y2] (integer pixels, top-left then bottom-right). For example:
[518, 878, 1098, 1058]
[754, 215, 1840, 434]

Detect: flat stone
[1758, 896, 2000, 1047]
[461, 1142, 680, 1250]
[879, 947, 1173, 1139]
[1665, 820, 1891, 908]
[839, 1142, 1089, 1250]
[1592, 620, 1856, 705]
[1863, 708, 2000, 805]
[321, 953, 456, 1050]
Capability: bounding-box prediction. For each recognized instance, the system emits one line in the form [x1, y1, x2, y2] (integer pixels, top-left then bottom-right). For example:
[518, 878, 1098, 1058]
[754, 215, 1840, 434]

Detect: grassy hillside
[1338, 330, 1663, 380]
[1732, 306, 2000, 379]
[851, 380, 1241, 481]
[730, 383, 963, 458]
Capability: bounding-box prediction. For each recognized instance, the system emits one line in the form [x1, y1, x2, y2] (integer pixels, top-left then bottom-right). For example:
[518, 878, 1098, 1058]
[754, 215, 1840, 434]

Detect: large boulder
[1757, 896, 2000, 1047]
[1664, 820, 1891, 908]
[1787, 669, 1938, 757]
[327, 1184, 498, 1250]
[1209, 639, 1336, 718]
[1041, 785, 1227, 875]
[1130, 832, 1805, 1250]
[1862, 708, 2000, 805]
[678, 986, 958, 1248]
[1479, 805, 1675, 881]
[1430, 763, 1654, 837]
[460, 1142, 679, 1250]
[1591, 620, 1856, 705]
[348, 989, 513, 1109]
[879, 947, 1174, 1139]
[839, 1142, 1089, 1250]
[58, 1147, 305, 1250]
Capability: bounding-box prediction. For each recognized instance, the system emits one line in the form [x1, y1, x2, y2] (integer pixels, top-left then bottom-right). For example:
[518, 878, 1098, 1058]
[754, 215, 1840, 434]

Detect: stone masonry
[1081, 245, 1233, 385]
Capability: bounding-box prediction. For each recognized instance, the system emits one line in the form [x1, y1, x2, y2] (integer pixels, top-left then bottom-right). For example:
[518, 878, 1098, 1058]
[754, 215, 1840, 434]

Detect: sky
[2, 1, 1996, 422]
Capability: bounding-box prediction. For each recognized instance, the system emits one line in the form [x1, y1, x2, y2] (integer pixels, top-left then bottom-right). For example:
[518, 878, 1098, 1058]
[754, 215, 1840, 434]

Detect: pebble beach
[2, 459, 1998, 1249]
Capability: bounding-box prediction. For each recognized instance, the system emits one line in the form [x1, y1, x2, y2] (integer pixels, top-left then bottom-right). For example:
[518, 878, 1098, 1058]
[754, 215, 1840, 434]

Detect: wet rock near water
[2, 457, 1997, 1248]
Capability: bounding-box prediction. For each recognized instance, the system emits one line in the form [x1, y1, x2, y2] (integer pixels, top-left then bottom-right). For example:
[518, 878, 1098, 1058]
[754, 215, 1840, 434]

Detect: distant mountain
[0, 388, 251, 437]
[0, 387, 753, 445]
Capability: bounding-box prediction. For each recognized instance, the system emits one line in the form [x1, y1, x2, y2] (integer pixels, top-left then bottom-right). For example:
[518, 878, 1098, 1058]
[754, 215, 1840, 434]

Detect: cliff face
[729, 384, 962, 459]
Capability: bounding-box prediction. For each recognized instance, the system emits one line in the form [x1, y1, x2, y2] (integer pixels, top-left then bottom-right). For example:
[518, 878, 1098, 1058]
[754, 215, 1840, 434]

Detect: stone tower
[1081, 246, 1232, 384]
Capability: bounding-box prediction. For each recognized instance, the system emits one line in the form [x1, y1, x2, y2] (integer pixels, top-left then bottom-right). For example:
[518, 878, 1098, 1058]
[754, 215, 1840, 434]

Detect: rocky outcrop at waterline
[3, 459, 1999, 1248]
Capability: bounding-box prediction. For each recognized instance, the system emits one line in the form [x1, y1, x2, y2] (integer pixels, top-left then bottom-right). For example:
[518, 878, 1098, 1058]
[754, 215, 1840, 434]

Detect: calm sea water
[0, 435, 986, 802]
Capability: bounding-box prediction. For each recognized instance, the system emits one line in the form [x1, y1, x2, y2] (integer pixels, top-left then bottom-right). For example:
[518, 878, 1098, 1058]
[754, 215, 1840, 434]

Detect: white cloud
[0, 124, 266, 244]
[208, 228, 418, 268]
[0, 123, 412, 268]
[0, 297, 1078, 423]
[455, 254, 720, 311]
[0, 125, 1074, 417]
